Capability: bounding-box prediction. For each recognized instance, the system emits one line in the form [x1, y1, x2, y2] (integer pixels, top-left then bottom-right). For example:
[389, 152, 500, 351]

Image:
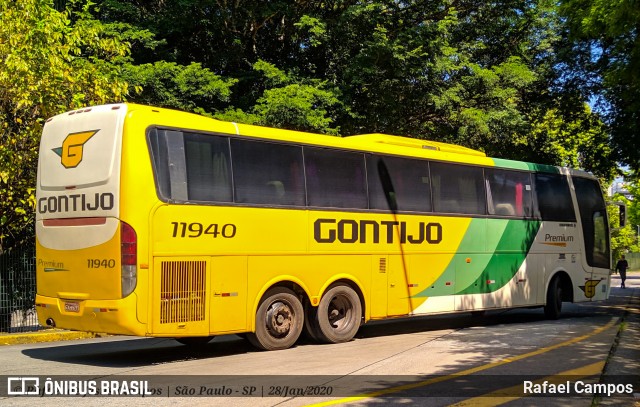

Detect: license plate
[64, 302, 80, 313]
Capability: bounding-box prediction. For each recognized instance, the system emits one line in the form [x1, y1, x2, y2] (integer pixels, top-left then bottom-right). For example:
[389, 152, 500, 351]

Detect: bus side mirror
[619, 204, 627, 227]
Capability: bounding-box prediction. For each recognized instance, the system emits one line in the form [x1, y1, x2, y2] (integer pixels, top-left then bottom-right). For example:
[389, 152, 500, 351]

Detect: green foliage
[560, 0, 640, 170]
[122, 61, 237, 113]
[527, 106, 617, 182]
[250, 61, 343, 134]
[253, 84, 342, 135]
[82, 0, 617, 181]
[608, 194, 639, 262]
[0, 0, 130, 250]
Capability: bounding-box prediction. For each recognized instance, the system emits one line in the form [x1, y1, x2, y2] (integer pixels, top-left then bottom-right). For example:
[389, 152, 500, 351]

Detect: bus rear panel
[35, 105, 143, 335]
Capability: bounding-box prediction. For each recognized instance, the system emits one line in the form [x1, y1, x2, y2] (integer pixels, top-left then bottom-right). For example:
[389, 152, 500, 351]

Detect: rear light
[121, 221, 137, 297]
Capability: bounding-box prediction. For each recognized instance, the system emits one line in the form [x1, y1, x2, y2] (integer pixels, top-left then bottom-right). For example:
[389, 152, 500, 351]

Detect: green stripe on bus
[456, 219, 541, 295]
[492, 157, 561, 174]
[414, 218, 499, 298]
[413, 219, 541, 298]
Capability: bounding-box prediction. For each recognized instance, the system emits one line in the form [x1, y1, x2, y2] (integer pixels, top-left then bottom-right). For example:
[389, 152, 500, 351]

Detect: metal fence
[0, 243, 42, 333]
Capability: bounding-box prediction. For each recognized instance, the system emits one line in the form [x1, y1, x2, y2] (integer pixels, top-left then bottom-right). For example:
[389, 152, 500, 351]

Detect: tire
[544, 276, 562, 320]
[247, 287, 303, 351]
[303, 301, 322, 342]
[175, 336, 214, 346]
[470, 310, 486, 318]
[314, 284, 362, 344]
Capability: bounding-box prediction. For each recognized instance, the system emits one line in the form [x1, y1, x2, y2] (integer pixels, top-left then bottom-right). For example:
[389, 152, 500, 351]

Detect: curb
[598, 285, 640, 406]
[0, 329, 103, 346]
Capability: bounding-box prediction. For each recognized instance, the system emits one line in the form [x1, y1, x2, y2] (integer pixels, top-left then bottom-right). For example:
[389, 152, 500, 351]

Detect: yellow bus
[35, 103, 612, 350]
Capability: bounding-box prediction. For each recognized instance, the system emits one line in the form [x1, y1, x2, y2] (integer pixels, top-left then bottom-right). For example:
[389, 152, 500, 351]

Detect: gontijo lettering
[314, 218, 442, 244]
[37, 193, 114, 214]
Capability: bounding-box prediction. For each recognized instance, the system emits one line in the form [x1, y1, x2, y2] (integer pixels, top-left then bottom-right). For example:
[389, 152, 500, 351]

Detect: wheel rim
[327, 294, 355, 332]
[265, 300, 294, 338]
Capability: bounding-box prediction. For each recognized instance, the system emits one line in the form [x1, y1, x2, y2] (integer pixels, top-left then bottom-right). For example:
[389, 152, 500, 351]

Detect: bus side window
[184, 132, 232, 202]
[305, 147, 367, 209]
[367, 155, 431, 212]
[534, 173, 576, 222]
[485, 169, 533, 217]
[431, 162, 485, 215]
[231, 139, 305, 206]
[148, 128, 172, 200]
[148, 128, 190, 201]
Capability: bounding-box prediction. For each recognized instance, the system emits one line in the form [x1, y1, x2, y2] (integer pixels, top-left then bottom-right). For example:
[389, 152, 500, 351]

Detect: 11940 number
[87, 259, 116, 268]
[171, 222, 237, 238]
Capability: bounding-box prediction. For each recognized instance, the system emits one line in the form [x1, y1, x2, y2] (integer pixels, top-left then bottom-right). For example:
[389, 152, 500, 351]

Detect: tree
[90, 0, 617, 179]
[121, 61, 237, 115]
[608, 194, 639, 262]
[0, 0, 131, 251]
[247, 60, 344, 134]
[559, 0, 640, 170]
[526, 105, 617, 181]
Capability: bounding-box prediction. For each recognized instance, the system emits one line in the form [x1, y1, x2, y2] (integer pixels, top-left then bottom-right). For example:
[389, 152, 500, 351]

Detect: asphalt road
[0, 274, 637, 407]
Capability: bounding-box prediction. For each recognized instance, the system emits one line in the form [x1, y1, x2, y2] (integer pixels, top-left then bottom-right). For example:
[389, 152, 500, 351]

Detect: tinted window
[535, 173, 576, 221]
[148, 128, 172, 199]
[184, 132, 232, 202]
[486, 169, 533, 217]
[305, 147, 367, 209]
[573, 177, 610, 268]
[147, 129, 188, 201]
[231, 139, 305, 206]
[148, 129, 232, 202]
[368, 155, 431, 212]
[431, 163, 485, 214]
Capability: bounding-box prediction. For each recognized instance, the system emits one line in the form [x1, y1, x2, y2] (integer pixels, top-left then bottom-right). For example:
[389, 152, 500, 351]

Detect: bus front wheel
[544, 276, 563, 320]
[314, 284, 362, 344]
[248, 287, 303, 351]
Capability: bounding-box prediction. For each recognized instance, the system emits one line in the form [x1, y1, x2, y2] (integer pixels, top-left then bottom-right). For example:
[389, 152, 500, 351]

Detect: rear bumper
[35, 293, 147, 336]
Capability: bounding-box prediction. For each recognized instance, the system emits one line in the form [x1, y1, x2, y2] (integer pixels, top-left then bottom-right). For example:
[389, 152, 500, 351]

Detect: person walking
[615, 255, 629, 288]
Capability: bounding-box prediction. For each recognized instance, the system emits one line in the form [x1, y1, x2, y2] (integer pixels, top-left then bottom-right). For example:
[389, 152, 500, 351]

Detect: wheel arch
[546, 269, 574, 303]
[249, 277, 312, 332]
[319, 276, 366, 321]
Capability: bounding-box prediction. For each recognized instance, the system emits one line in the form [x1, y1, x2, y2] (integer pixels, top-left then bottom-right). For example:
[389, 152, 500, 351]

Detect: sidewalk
[599, 272, 640, 406]
[0, 328, 100, 345]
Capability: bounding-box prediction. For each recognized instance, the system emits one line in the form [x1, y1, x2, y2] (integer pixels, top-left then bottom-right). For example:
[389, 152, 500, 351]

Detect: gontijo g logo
[52, 130, 99, 168]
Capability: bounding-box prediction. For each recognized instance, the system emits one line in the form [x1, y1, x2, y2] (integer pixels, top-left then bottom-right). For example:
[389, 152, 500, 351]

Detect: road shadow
[21, 334, 256, 367]
[21, 287, 635, 369]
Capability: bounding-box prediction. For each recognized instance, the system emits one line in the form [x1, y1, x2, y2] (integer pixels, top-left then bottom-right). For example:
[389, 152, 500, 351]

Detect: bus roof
[121, 103, 588, 176]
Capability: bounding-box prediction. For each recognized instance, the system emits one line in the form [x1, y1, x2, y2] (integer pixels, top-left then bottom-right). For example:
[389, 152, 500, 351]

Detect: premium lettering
[314, 218, 442, 244]
[544, 233, 574, 243]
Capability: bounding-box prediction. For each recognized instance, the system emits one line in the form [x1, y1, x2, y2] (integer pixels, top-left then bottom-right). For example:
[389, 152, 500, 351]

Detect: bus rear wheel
[314, 284, 362, 344]
[303, 300, 322, 342]
[248, 287, 303, 351]
[544, 276, 563, 320]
